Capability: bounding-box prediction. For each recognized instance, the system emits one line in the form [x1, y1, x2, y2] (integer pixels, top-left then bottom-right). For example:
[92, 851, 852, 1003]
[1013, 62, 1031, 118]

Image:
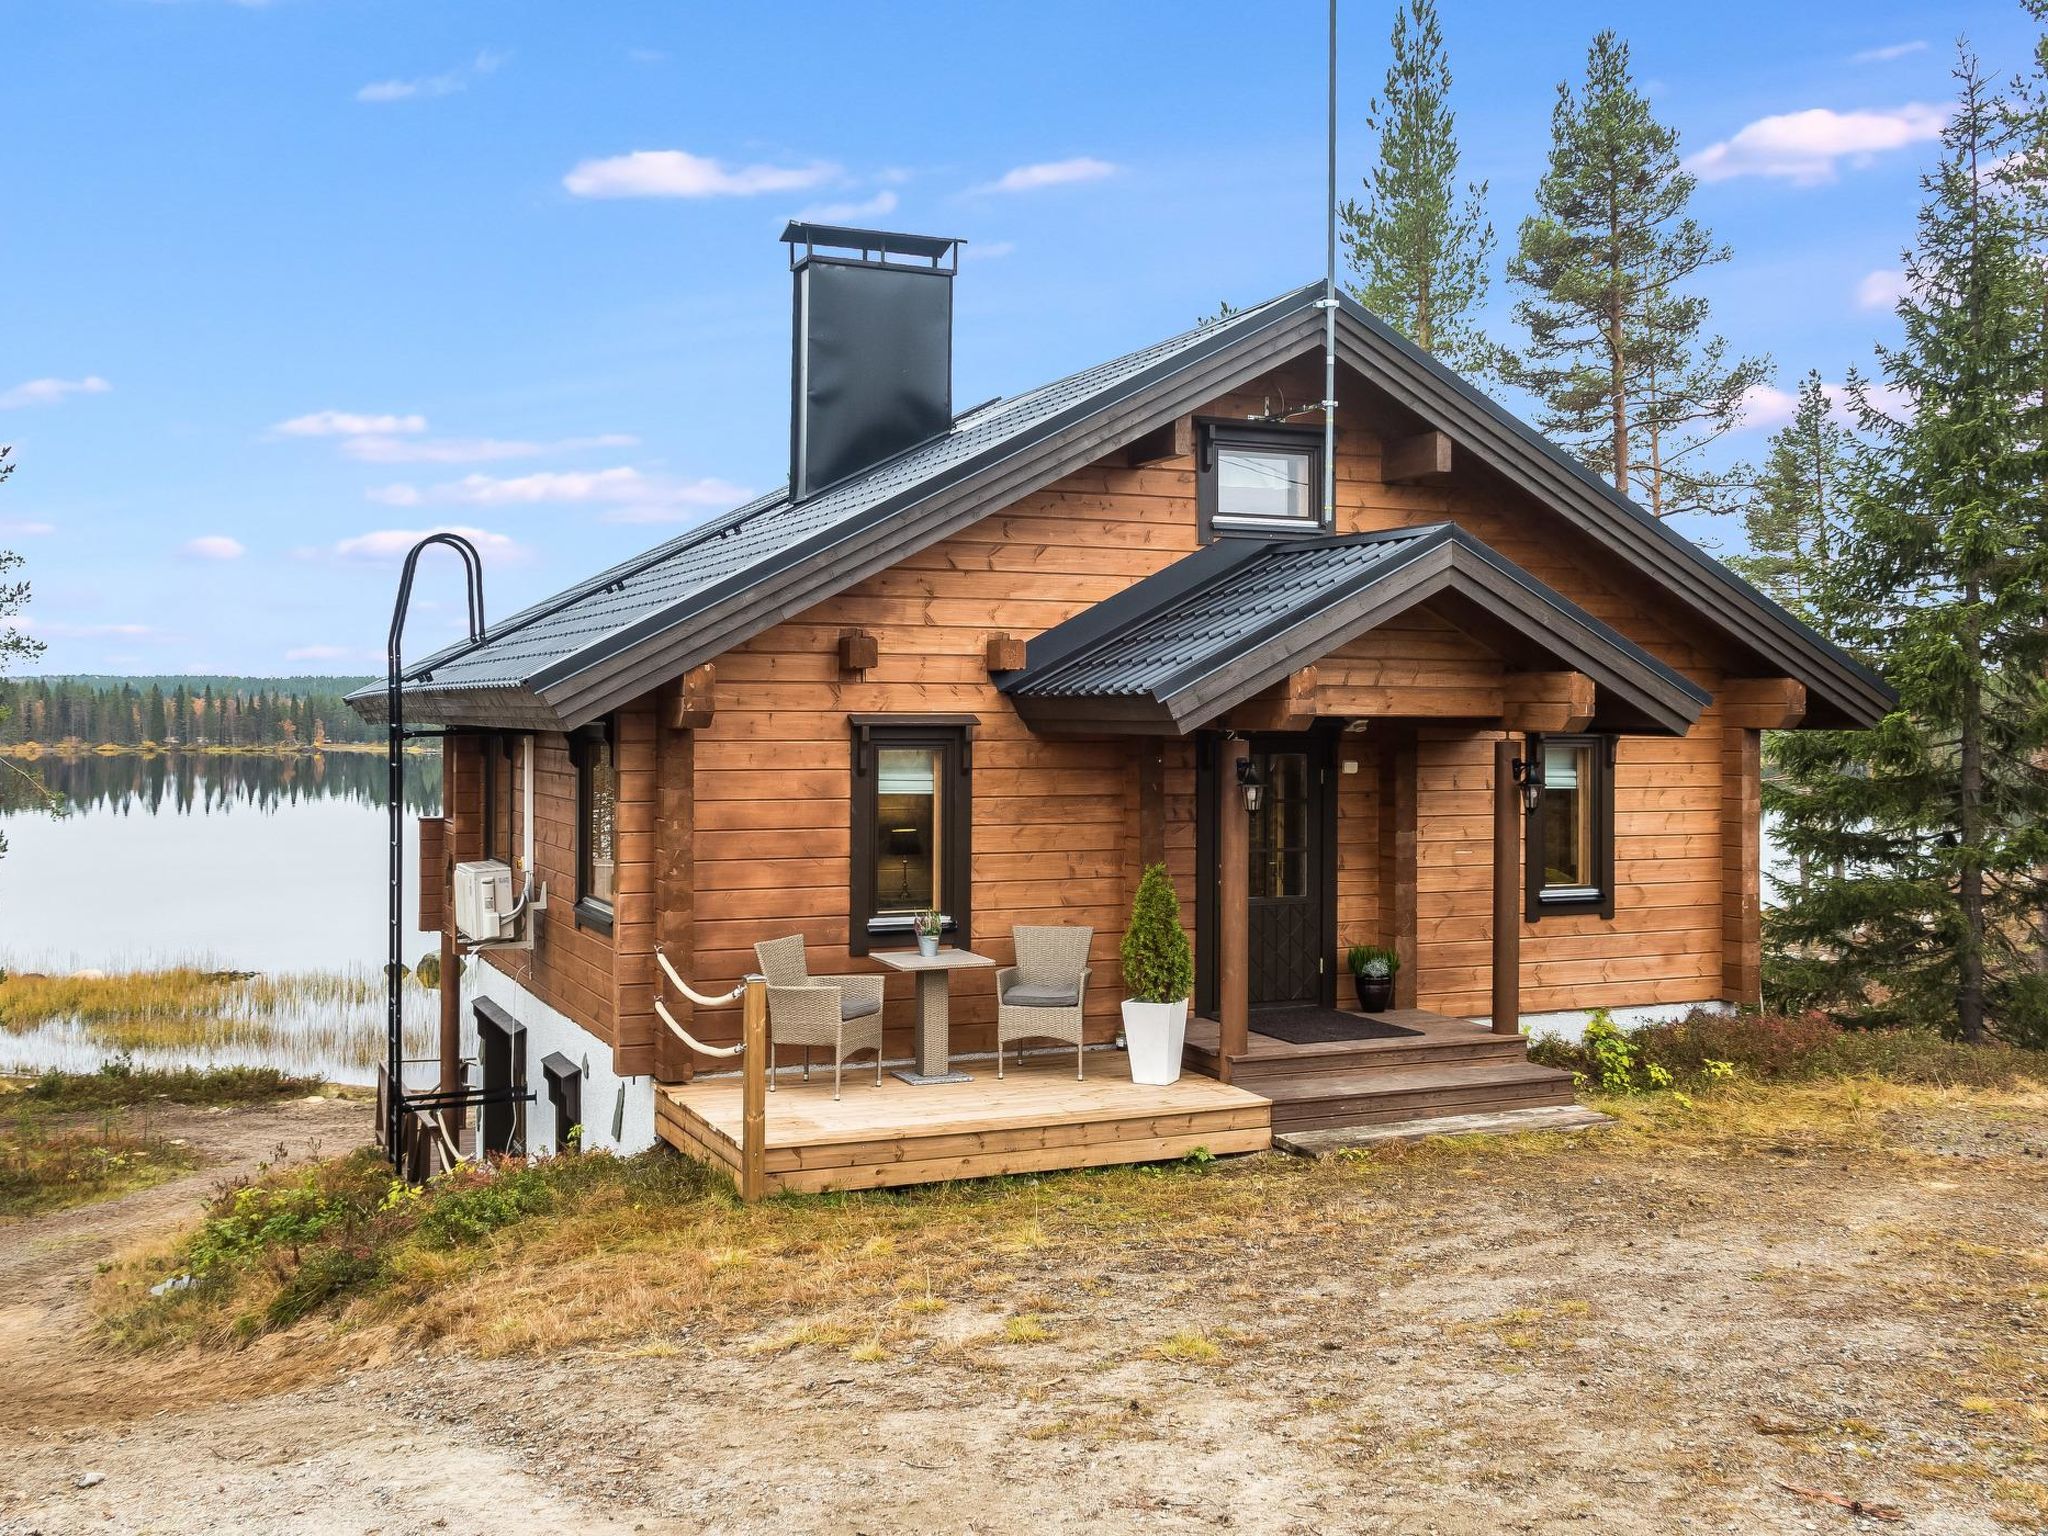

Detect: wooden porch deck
[655, 1057, 1272, 1195]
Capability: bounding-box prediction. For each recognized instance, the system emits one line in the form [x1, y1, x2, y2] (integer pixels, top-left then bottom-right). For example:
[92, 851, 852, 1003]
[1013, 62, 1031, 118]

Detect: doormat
[1248, 1006, 1423, 1046]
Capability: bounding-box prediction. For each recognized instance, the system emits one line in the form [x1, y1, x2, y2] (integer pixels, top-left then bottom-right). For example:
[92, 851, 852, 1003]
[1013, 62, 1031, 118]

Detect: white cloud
[357, 50, 506, 104]
[274, 409, 428, 437]
[627, 47, 667, 64]
[285, 643, 354, 662]
[796, 189, 899, 224]
[0, 518, 54, 536]
[563, 149, 837, 199]
[1688, 104, 1945, 185]
[340, 431, 638, 465]
[1856, 268, 1909, 310]
[1852, 40, 1927, 64]
[1740, 377, 1915, 432]
[369, 466, 747, 513]
[323, 525, 526, 562]
[0, 375, 111, 410]
[973, 157, 1117, 194]
[181, 534, 246, 560]
[962, 240, 1017, 261]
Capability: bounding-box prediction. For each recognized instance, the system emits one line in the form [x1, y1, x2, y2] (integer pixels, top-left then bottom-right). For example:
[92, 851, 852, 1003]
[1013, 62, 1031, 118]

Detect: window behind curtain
[873, 746, 941, 916]
[849, 719, 973, 954]
[1528, 734, 1613, 918]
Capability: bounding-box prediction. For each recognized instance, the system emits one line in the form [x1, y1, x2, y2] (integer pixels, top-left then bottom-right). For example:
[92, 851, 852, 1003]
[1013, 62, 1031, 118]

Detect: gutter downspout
[1319, 0, 1339, 527]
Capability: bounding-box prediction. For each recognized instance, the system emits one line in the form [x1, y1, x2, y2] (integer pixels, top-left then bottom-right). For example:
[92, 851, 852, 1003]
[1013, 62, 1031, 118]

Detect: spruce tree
[1765, 53, 2048, 1046]
[1729, 371, 1854, 625]
[1340, 0, 1495, 374]
[1505, 30, 1765, 516]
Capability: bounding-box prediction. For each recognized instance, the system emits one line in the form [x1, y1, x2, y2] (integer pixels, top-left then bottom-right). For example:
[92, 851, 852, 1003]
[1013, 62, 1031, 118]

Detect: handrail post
[740, 974, 768, 1202]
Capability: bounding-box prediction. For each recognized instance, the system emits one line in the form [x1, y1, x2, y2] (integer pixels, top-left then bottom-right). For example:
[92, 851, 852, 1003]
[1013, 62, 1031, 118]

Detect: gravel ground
[0, 1091, 2042, 1535]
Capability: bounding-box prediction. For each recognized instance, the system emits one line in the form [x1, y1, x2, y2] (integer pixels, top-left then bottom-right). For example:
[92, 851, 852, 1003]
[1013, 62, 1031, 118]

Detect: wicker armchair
[753, 935, 886, 1100]
[995, 925, 1093, 1081]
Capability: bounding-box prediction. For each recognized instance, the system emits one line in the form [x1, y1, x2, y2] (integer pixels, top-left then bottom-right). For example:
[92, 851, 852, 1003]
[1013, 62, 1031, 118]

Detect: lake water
[0, 751, 451, 1082]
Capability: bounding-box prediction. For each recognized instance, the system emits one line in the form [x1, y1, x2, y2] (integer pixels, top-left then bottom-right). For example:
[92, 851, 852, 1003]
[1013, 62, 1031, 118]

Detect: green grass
[1, 1061, 327, 1111]
[2, 1111, 200, 1218]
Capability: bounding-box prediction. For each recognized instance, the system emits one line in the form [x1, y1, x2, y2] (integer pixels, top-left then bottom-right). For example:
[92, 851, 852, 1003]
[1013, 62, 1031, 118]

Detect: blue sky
[2, 0, 2033, 676]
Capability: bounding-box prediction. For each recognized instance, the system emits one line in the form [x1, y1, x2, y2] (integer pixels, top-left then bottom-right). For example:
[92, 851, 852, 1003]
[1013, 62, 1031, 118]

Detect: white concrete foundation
[468, 960, 657, 1157]
[1481, 998, 1737, 1045]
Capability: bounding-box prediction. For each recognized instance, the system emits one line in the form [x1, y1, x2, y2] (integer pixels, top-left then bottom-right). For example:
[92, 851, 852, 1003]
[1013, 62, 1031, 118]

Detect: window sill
[1529, 892, 1608, 921]
[573, 898, 615, 937]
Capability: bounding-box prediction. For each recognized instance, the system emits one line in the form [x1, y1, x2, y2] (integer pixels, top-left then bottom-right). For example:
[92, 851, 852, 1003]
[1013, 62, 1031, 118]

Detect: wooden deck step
[1258, 1059, 1578, 1134]
[1216, 1031, 1530, 1083]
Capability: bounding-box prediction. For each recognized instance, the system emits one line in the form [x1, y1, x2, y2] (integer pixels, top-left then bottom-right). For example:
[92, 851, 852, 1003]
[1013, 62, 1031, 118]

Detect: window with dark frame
[1525, 734, 1616, 920]
[1197, 421, 1327, 540]
[572, 717, 617, 932]
[849, 716, 973, 956]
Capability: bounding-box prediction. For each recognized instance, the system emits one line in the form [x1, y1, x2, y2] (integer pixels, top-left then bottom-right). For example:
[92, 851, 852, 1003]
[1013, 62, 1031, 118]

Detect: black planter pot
[1353, 973, 1395, 1013]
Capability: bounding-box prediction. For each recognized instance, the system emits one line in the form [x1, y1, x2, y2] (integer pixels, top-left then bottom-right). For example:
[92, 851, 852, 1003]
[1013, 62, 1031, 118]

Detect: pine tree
[1765, 52, 2048, 1046]
[1730, 371, 1855, 624]
[1505, 30, 1766, 516]
[1340, 0, 1495, 374]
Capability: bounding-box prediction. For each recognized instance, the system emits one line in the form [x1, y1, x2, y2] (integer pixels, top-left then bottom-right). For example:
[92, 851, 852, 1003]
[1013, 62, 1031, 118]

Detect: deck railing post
[740, 974, 768, 1202]
[1492, 737, 1522, 1037]
[1217, 737, 1252, 1079]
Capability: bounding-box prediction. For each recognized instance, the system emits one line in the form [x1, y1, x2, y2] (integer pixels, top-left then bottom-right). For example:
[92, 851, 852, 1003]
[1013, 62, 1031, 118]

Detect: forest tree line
[0, 676, 380, 749]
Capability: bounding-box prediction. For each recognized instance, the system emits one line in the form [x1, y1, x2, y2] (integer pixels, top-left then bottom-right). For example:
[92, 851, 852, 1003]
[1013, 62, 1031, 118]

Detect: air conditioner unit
[453, 860, 519, 943]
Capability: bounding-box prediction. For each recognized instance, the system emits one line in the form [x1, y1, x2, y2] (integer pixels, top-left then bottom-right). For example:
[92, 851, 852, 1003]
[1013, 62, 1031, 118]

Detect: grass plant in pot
[1346, 943, 1398, 1013]
[913, 909, 945, 959]
[1120, 862, 1194, 1085]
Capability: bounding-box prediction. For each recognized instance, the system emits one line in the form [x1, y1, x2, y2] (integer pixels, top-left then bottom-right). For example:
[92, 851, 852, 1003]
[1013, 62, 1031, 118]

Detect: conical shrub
[1120, 862, 1193, 1004]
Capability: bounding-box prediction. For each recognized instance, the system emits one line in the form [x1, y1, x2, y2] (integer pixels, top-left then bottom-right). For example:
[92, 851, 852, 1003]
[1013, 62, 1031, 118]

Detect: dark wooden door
[1248, 739, 1326, 1007]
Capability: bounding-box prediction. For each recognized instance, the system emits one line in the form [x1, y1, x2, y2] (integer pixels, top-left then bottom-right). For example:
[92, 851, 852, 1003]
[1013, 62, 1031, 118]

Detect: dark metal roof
[779, 222, 962, 264]
[999, 525, 1712, 737]
[349, 282, 1892, 732]
[351, 285, 1327, 727]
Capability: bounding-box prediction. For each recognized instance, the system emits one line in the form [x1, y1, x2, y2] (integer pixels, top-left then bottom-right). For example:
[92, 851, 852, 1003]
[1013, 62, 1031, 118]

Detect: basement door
[1247, 734, 1335, 1009]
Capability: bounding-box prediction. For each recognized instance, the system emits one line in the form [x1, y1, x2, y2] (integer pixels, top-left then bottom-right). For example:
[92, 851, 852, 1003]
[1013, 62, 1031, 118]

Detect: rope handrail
[655, 997, 746, 1058]
[655, 946, 749, 1009]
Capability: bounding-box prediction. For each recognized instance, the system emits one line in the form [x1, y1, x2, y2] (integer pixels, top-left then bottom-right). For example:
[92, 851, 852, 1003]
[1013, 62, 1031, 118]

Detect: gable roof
[1000, 524, 1710, 737]
[351, 284, 1891, 732]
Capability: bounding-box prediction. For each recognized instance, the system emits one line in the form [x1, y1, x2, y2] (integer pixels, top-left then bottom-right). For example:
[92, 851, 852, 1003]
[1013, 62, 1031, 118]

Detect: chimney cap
[779, 222, 963, 270]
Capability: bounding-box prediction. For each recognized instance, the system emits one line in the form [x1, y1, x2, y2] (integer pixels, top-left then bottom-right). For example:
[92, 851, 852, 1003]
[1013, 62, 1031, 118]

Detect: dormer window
[1198, 422, 1326, 539]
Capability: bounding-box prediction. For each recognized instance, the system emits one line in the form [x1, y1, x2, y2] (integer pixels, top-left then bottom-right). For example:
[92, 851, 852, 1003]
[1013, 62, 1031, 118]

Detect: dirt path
[0, 1096, 2043, 1534]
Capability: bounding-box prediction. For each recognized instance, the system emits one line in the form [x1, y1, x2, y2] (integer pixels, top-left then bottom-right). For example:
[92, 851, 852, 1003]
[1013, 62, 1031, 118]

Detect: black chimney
[781, 222, 961, 501]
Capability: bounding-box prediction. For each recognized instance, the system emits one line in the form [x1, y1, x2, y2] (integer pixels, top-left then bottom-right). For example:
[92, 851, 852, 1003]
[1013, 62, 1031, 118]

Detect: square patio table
[871, 947, 995, 1084]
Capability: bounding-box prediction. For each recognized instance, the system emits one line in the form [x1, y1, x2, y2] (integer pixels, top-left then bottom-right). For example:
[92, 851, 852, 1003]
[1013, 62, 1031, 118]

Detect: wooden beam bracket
[670, 664, 716, 731]
[985, 632, 1028, 673]
[1502, 670, 1597, 734]
[1121, 415, 1193, 468]
[838, 629, 879, 675]
[1719, 676, 1807, 731]
[1383, 429, 1454, 484]
[1227, 665, 1319, 733]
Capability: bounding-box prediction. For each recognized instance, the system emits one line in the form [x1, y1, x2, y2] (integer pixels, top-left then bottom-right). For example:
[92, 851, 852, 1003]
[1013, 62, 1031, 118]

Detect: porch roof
[997, 524, 1711, 736]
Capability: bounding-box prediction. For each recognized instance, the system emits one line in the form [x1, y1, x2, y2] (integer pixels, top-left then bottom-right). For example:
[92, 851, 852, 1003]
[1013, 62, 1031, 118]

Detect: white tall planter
[1121, 998, 1189, 1085]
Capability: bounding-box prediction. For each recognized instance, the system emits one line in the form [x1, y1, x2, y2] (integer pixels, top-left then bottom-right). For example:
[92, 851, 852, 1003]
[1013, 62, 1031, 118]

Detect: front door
[1248, 736, 1329, 1008]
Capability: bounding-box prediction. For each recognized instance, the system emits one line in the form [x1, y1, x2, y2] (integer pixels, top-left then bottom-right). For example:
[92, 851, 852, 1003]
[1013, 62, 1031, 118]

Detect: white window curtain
[877, 748, 936, 795]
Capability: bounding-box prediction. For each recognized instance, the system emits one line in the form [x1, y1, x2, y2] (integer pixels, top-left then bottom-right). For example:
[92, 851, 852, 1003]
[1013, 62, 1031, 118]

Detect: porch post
[1217, 737, 1251, 1078]
[1491, 737, 1521, 1036]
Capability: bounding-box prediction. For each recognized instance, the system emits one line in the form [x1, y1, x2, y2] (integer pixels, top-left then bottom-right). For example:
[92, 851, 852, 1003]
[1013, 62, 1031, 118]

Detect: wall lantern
[1236, 755, 1266, 815]
[1510, 754, 1544, 816]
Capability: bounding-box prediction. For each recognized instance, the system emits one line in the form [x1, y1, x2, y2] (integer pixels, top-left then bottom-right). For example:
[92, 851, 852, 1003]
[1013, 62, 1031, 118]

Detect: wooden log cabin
[353, 223, 1890, 1191]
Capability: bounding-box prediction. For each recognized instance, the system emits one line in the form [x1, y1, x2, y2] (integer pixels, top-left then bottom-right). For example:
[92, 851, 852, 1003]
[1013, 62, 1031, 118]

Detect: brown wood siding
[455, 354, 1765, 1060]
[477, 731, 617, 1049]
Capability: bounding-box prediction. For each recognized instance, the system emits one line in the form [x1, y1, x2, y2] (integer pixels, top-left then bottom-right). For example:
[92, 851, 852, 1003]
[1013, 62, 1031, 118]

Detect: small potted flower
[1120, 862, 1194, 1085]
[913, 909, 946, 958]
[1346, 942, 1398, 1013]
